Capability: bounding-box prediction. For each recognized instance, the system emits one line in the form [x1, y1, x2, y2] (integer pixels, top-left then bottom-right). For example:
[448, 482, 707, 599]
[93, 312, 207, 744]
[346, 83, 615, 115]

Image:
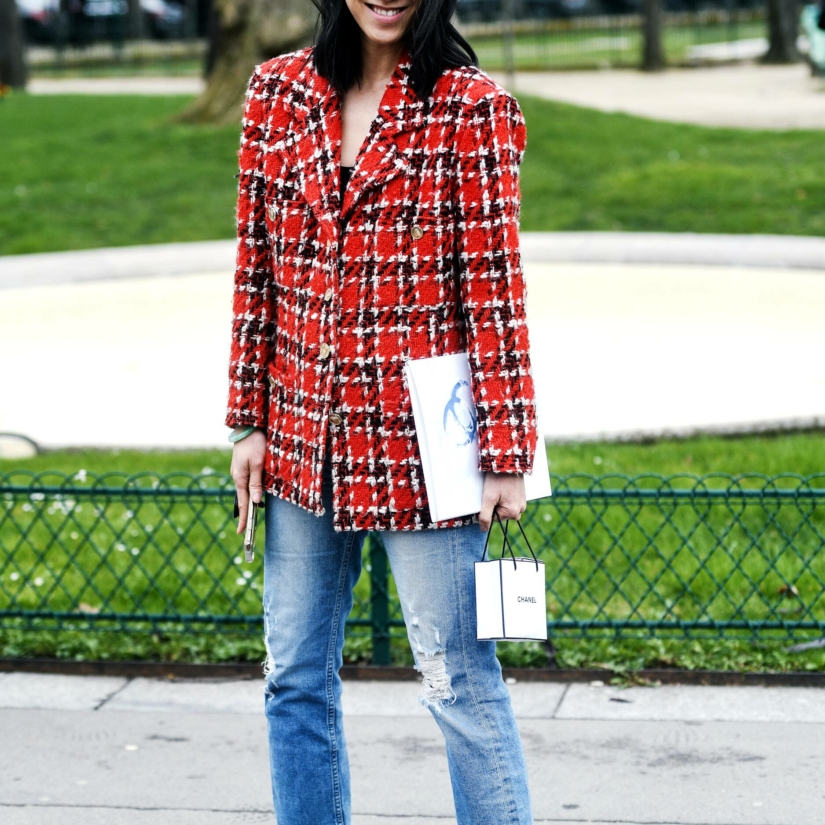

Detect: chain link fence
[2, 471, 824, 664]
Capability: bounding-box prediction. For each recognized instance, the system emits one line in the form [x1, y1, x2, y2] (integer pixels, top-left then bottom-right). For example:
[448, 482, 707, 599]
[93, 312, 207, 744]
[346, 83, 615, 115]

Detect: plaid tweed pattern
[226, 44, 537, 531]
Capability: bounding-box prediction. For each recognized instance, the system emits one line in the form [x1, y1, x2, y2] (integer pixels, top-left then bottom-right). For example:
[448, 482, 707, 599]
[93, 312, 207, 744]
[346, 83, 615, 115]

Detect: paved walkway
[28, 63, 825, 130]
[27, 76, 206, 96]
[1, 235, 823, 449]
[5, 233, 825, 291]
[1, 672, 823, 824]
[492, 63, 825, 130]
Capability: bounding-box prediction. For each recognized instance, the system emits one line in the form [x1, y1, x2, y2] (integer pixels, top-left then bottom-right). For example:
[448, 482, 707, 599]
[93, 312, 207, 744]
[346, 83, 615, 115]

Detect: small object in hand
[244, 502, 258, 563]
[233, 492, 264, 562]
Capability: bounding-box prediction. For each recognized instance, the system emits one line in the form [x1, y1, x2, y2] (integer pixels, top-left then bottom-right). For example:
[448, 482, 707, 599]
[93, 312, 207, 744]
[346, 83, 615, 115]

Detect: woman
[226, 0, 539, 821]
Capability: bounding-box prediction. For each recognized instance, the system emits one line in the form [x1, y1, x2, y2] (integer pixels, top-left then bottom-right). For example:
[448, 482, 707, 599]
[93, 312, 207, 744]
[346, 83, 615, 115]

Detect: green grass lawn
[2, 92, 825, 255]
[4, 431, 825, 477]
[517, 95, 825, 235]
[0, 95, 239, 255]
[2, 433, 824, 674]
[31, 59, 205, 79]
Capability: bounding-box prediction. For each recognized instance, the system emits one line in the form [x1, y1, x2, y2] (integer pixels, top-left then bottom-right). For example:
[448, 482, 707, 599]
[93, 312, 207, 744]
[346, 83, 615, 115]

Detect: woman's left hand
[479, 472, 526, 532]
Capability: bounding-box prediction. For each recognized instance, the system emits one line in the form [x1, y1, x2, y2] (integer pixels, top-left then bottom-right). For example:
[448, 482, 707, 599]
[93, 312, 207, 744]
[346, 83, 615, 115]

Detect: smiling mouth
[366, 3, 409, 17]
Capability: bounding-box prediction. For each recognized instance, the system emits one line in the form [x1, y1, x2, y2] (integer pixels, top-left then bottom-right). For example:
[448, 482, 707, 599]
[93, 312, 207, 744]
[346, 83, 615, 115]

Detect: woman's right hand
[230, 428, 267, 535]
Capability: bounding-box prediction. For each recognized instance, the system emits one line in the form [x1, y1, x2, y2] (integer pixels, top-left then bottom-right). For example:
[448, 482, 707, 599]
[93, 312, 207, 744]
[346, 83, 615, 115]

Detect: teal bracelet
[228, 425, 258, 443]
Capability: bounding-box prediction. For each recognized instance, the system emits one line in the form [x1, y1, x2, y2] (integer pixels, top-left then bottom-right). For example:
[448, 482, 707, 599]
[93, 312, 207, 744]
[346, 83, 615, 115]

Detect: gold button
[329, 413, 343, 426]
[267, 374, 276, 390]
[410, 224, 424, 240]
[324, 288, 333, 302]
[319, 342, 331, 359]
[267, 205, 277, 222]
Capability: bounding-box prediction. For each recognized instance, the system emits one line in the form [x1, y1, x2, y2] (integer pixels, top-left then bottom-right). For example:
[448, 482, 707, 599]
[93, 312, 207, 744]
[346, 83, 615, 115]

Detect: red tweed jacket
[225, 44, 537, 531]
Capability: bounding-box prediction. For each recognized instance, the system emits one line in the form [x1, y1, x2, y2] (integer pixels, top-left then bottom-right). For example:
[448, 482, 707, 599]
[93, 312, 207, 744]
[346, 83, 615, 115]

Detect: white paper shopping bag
[474, 516, 548, 642]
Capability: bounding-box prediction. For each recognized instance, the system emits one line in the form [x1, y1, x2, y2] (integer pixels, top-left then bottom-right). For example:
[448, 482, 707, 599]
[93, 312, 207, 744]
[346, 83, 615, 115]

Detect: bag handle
[480, 505, 540, 572]
[481, 506, 512, 564]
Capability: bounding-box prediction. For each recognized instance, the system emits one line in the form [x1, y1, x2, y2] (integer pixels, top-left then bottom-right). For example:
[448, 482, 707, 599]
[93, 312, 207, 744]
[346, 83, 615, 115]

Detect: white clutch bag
[403, 351, 551, 523]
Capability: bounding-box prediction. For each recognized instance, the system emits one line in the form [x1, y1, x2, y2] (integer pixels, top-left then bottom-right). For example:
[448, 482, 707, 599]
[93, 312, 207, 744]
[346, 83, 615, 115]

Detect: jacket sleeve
[453, 90, 538, 475]
[225, 66, 275, 430]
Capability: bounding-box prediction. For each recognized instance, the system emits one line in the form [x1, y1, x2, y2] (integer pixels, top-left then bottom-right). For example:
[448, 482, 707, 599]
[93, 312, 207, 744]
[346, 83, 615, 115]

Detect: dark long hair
[309, 0, 478, 102]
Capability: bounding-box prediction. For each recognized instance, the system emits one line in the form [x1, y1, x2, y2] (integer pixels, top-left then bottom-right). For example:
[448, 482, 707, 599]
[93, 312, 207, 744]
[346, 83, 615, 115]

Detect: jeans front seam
[325, 529, 358, 825]
[452, 525, 522, 825]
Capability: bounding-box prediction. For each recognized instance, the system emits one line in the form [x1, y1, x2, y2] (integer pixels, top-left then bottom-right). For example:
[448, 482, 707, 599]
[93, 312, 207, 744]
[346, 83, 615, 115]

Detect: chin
[363, 28, 406, 45]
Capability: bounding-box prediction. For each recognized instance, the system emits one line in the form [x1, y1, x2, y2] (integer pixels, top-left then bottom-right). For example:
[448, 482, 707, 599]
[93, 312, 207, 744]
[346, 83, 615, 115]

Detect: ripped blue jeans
[261, 451, 534, 825]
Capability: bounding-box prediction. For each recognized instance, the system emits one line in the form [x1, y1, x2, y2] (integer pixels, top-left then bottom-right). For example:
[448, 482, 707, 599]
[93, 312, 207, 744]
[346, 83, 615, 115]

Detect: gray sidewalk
[493, 63, 825, 130]
[27, 64, 825, 131]
[1, 672, 823, 824]
[27, 76, 206, 96]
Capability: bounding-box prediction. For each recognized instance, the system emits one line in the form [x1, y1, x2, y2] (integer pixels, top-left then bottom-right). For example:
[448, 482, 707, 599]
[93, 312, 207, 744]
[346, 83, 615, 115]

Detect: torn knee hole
[416, 649, 456, 708]
[262, 612, 276, 687]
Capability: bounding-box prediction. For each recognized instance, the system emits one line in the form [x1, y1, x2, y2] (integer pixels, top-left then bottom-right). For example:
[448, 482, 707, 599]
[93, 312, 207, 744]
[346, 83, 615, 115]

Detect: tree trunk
[0, 0, 28, 89]
[641, 0, 665, 72]
[501, 0, 516, 90]
[764, 0, 801, 63]
[127, 0, 145, 40]
[184, 0, 198, 39]
[180, 0, 313, 125]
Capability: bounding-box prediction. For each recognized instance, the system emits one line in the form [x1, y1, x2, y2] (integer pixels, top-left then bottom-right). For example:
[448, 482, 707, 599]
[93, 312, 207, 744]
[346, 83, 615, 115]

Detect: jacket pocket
[410, 215, 454, 308]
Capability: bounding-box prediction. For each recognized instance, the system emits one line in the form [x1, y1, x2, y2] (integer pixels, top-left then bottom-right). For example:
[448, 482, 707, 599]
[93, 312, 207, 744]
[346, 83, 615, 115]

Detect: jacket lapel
[340, 47, 426, 225]
[289, 59, 341, 245]
[291, 46, 425, 244]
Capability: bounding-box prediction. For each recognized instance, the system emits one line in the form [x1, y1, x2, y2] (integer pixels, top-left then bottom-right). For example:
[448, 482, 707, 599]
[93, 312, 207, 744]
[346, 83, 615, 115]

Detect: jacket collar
[291, 45, 426, 244]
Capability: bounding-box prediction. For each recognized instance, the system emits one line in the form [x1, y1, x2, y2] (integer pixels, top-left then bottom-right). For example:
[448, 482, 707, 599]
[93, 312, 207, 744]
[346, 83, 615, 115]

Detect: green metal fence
[1, 471, 824, 663]
[464, 7, 768, 72]
[26, 5, 771, 77]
